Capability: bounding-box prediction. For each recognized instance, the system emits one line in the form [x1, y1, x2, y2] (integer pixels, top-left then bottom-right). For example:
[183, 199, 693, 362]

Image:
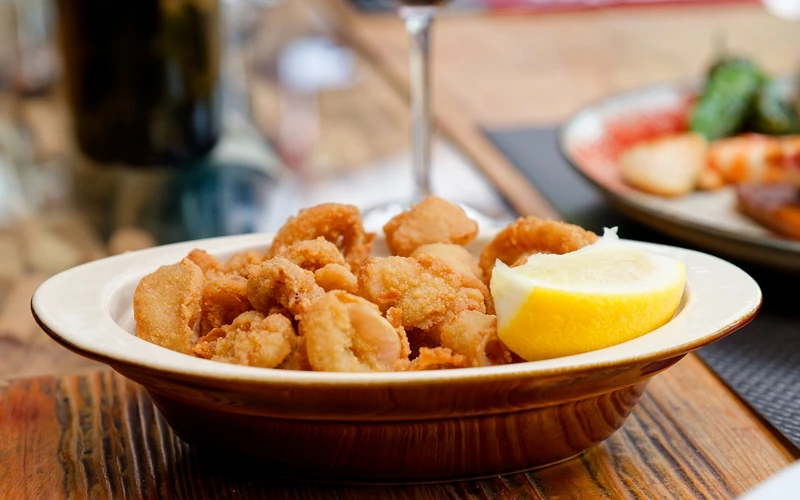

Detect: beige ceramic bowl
[32, 232, 761, 483]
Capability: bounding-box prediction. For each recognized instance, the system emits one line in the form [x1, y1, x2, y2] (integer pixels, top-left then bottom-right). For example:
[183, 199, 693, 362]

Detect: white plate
[31, 231, 761, 384]
[738, 460, 800, 499]
[559, 78, 800, 271]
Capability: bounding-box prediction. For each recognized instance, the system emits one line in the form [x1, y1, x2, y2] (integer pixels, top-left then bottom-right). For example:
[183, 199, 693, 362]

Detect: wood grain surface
[0, 355, 795, 499]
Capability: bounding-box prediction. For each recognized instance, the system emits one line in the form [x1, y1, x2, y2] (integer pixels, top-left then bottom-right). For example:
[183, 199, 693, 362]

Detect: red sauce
[572, 93, 695, 190]
[577, 94, 694, 162]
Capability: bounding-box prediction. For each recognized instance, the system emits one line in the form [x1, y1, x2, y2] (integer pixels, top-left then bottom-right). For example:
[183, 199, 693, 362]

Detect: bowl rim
[32, 231, 761, 386]
[556, 77, 800, 261]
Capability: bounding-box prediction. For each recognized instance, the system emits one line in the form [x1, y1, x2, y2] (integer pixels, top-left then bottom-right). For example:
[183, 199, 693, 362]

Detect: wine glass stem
[402, 7, 435, 201]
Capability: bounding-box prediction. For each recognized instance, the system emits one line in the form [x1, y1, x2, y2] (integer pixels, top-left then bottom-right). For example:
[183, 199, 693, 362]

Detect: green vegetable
[690, 59, 764, 140]
[749, 79, 800, 135]
[706, 55, 756, 80]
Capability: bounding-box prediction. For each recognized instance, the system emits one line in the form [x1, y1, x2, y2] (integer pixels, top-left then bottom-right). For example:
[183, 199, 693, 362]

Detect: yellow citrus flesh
[490, 230, 686, 361]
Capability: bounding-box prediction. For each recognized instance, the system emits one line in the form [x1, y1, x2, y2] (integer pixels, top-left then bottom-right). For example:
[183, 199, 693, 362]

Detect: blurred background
[0, 0, 509, 281]
[1, 0, 799, 378]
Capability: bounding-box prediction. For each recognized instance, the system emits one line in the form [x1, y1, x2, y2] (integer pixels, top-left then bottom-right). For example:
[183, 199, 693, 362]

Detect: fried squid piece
[133, 258, 204, 354]
[200, 273, 252, 334]
[436, 310, 511, 367]
[300, 291, 408, 372]
[223, 250, 267, 278]
[357, 255, 485, 332]
[186, 249, 222, 277]
[277, 335, 312, 371]
[383, 196, 478, 257]
[194, 311, 297, 368]
[410, 243, 483, 280]
[407, 347, 467, 371]
[314, 263, 359, 294]
[278, 237, 347, 272]
[247, 257, 324, 318]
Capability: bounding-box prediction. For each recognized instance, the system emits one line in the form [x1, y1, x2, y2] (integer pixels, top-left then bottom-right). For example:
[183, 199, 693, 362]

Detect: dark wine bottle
[55, 0, 221, 167]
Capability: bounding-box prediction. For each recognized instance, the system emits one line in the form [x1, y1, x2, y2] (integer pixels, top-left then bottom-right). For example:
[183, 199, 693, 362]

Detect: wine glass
[361, 0, 502, 230]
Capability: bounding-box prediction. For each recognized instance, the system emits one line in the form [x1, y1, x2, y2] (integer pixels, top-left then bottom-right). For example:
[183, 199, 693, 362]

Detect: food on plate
[750, 78, 800, 136]
[611, 53, 800, 239]
[491, 229, 686, 361]
[133, 198, 684, 371]
[382, 195, 478, 257]
[736, 182, 800, 239]
[691, 55, 800, 138]
[707, 134, 800, 184]
[689, 57, 763, 141]
[696, 165, 726, 190]
[133, 258, 204, 354]
[620, 133, 707, 197]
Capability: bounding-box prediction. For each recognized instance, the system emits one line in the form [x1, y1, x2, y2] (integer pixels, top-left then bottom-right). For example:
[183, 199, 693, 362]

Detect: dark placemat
[484, 125, 800, 450]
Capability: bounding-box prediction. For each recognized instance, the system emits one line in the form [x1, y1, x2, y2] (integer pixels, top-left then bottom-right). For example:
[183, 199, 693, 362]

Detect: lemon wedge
[490, 228, 685, 361]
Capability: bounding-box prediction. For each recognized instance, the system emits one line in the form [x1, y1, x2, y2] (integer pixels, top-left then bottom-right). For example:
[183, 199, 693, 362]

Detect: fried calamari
[247, 257, 324, 318]
[134, 198, 596, 372]
[133, 258, 204, 354]
[479, 216, 598, 283]
[301, 291, 408, 372]
[266, 203, 375, 269]
[195, 311, 297, 368]
[383, 196, 478, 257]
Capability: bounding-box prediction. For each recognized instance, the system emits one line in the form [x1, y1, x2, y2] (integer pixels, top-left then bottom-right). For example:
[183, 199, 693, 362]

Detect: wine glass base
[361, 197, 513, 233]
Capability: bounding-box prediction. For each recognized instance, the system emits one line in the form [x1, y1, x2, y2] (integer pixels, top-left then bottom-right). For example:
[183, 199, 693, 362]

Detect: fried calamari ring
[134, 258, 204, 355]
[266, 203, 375, 269]
[247, 257, 324, 318]
[301, 291, 408, 372]
[197, 311, 297, 368]
[382, 196, 478, 257]
[279, 237, 346, 272]
[479, 217, 598, 283]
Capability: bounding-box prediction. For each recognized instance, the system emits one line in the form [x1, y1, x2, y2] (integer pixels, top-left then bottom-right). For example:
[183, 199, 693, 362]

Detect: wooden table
[1, 1, 799, 498]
